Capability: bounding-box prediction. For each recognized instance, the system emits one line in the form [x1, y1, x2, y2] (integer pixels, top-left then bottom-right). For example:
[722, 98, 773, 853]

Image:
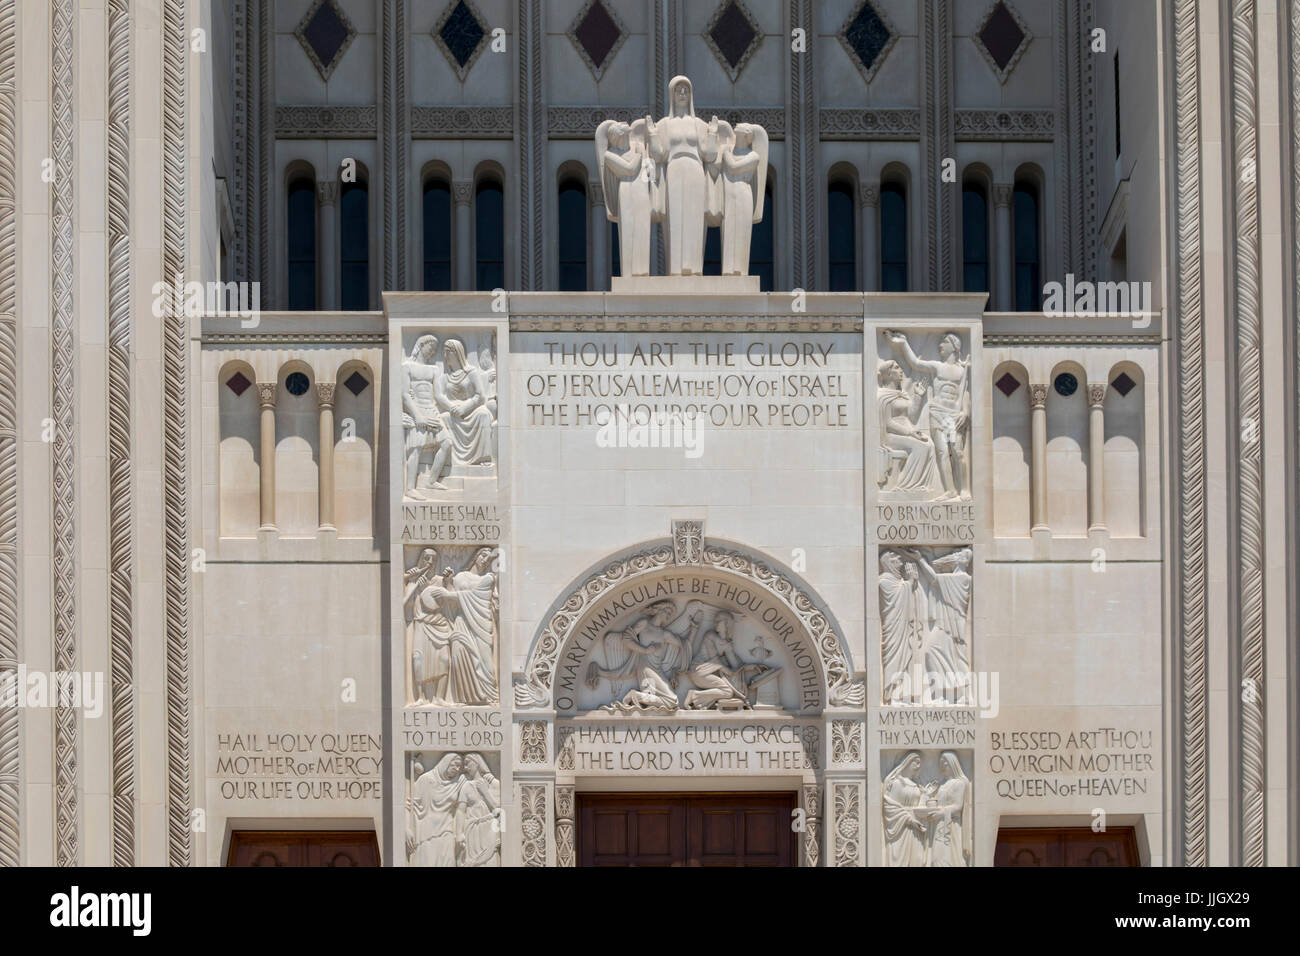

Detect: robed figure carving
[596, 118, 660, 277]
[647, 76, 717, 275]
[715, 122, 768, 276]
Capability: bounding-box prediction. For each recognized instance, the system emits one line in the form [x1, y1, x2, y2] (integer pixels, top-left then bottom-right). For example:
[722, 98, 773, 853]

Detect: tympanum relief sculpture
[583, 599, 785, 714]
[882, 751, 972, 867]
[406, 752, 501, 867]
[402, 331, 497, 497]
[404, 546, 500, 706]
[877, 330, 971, 500]
[596, 75, 768, 277]
[879, 547, 973, 705]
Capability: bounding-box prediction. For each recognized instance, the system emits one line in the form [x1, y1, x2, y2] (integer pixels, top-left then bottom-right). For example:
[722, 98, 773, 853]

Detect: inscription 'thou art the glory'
[525, 339, 852, 429]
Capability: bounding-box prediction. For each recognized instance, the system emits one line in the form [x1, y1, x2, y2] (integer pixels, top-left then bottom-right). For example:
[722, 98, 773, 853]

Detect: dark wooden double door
[994, 827, 1140, 866]
[578, 792, 797, 866]
[227, 830, 381, 866]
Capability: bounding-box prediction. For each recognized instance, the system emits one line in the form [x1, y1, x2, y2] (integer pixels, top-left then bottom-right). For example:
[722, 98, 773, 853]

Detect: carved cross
[672, 519, 704, 565]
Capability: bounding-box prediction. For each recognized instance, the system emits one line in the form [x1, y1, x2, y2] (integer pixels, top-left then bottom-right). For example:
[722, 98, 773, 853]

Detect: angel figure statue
[715, 121, 768, 276]
[596, 118, 659, 277]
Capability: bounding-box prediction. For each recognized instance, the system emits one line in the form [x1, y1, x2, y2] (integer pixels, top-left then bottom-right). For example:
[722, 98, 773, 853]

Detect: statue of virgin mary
[647, 76, 718, 275]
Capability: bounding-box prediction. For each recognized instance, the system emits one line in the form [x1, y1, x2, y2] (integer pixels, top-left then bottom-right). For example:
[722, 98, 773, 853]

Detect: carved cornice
[508, 315, 864, 332]
[411, 105, 515, 139]
[275, 105, 377, 138]
[202, 332, 387, 345]
[515, 537, 863, 711]
[0, 0, 22, 868]
[954, 108, 1054, 141]
[819, 108, 919, 140]
[982, 332, 1162, 346]
[547, 105, 649, 138]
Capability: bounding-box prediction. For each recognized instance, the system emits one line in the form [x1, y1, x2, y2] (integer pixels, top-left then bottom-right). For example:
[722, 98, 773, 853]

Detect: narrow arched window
[287, 177, 316, 310]
[880, 181, 907, 292]
[423, 179, 452, 291]
[827, 181, 856, 291]
[1014, 182, 1040, 310]
[750, 180, 774, 291]
[340, 180, 368, 310]
[558, 179, 588, 291]
[475, 180, 504, 290]
[962, 184, 989, 293]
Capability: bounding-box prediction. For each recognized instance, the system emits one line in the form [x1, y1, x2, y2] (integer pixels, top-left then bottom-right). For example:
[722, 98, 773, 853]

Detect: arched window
[962, 183, 989, 293]
[475, 179, 504, 290]
[1013, 182, 1040, 310]
[558, 178, 588, 290]
[750, 180, 775, 291]
[423, 178, 452, 291]
[340, 179, 368, 310]
[880, 181, 907, 292]
[287, 176, 316, 310]
[827, 180, 856, 291]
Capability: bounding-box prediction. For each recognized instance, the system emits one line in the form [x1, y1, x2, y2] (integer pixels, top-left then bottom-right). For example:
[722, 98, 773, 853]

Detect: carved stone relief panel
[878, 546, 973, 705]
[881, 750, 973, 867]
[875, 329, 973, 501]
[403, 544, 500, 707]
[405, 751, 502, 867]
[400, 328, 498, 498]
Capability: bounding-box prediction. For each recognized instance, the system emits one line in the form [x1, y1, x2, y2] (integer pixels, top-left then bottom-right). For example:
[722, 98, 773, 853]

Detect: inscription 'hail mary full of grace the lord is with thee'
[523, 338, 853, 429]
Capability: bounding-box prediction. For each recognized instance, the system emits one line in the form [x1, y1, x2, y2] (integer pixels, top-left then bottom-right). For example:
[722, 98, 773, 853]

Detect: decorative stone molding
[991, 183, 1013, 208]
[1028, 383, 1048, 408]
[954, 108, 1054, 141]
[518, 721, 547, 764]
[256, 382, 277, 407]
[788, 0, 816, 288]
[819, 108, 919, 140]
[163, 0, 192, 867]
[275, 105, 377, 138]
[107, 0, 135, 868]
[452, 181, 473, 206]
[314, 382, 335, 407]
[672, 519, 703, 565]
[802, 784, 822, 866]
[548, 105, 650, 139]
[982, 332, 1162, 346]
[698, 106, 786, 138]
[515, 536, 864, 710]
[589, 182, 604, 207]
[831, 719, 863, 765]
[833, 783, 860, 866]
[859, 183, 880, 208]
[801, 725, 820, 770]
[411, 105, 515, 139]
[509, 315, 864, 333]
[316, 181, 339, 207]
[1087, 383, 1107, 408]
[202, 332, 388, 345]
[51, 0, 79, 869]
[517, 0, 544, 289]
[0, 0, 19, 868]
[520, 784, 547, 866]
[554, 785, 575, 867]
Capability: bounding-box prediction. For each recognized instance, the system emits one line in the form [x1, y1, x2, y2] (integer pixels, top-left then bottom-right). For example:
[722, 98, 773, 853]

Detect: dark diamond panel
[979, 2, 1025, 71]
[574, 1, 622, 70]
[441, 1, 486, 68]
[1111, 372, 1136, 397]
[344, 370, 370, 396]
[995, 371, 1021, 397]
[710, 2, 758, 70]
[844, 2, 891, 73]
[303, 1, 351, 71]
[226, 371, 251, 397]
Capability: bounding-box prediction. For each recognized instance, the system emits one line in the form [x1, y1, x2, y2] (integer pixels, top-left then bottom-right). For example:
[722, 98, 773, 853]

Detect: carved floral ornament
[514, 532, 864, 714]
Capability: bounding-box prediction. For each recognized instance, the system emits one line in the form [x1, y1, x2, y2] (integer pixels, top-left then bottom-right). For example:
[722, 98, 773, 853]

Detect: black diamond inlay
[711, 2, 758, 70]
[1054, 372, 1078, 398]
[574, 1, 622, 70]
[1111, 372, 1136, 397]
[844, 2, 891, 73]
[344, 370, 370, 396]
[995, 371, 1021, 397]
[980, 2, 1026, 72]
[440, 0, 486, 68]
[303, 1, 351, 72]
[226, 371, 251, 397]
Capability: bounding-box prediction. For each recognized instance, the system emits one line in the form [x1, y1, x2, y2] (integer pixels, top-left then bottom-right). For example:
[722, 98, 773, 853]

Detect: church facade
[0, 0, 1296, 867]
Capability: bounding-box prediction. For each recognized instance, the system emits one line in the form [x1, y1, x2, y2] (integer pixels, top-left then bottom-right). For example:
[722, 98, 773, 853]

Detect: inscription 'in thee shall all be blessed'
[525, 339, 852, 429]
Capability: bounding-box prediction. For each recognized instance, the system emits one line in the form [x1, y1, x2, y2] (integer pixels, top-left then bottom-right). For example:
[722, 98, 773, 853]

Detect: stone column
[453, 181, 473, 290]
[256, 382, 277, 531]
[1087, 383, 1107, 533]
[589, 182, 607, 291]
[1029, 383, 1048, 532]
[316, 382, 336, 532]
[859, 183, 880, 291]
[992, 184, 1013, 311]
[554, 785, 575, 867]
[317, 181, 339, 310]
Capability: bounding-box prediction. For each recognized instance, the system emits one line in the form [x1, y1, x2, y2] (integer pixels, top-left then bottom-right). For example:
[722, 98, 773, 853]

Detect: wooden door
[227, 830, 381, 867]
[577, 793, 797, 867]
[994, 827, 1140, 867]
